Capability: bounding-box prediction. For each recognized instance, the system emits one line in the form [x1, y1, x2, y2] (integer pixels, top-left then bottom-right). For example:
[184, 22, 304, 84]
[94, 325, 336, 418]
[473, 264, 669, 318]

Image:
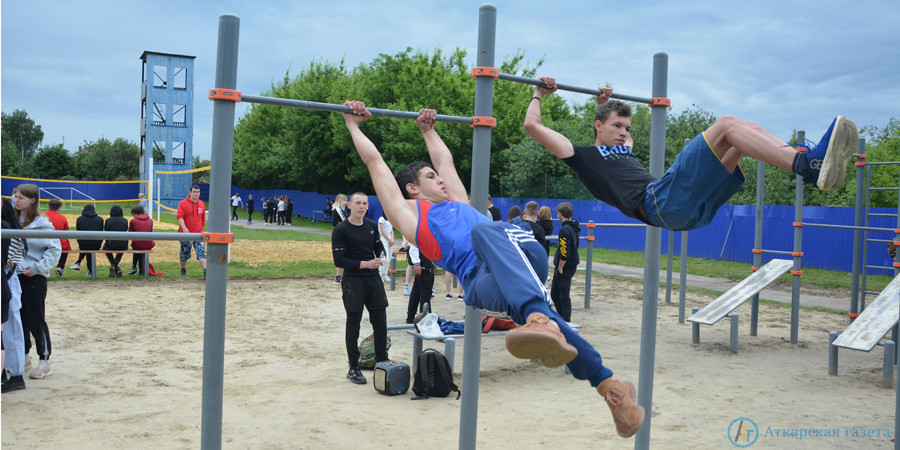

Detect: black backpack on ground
[411, 349, 460, 400]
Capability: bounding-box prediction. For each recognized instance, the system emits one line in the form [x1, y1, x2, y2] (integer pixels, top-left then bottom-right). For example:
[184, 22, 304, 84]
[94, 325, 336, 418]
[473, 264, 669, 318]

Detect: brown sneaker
[504, 312, 577, 367]
[597, 378, 644, 438]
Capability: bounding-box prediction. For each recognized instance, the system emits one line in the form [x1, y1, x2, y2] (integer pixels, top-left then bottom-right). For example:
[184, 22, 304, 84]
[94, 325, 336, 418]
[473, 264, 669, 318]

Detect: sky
[2, 0, 898, 163]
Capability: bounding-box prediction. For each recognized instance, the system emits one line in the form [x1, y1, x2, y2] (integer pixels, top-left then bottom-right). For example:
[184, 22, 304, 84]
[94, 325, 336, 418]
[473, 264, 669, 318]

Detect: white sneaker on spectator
[382, 275, 391, 282]
[403, 283, 411, 296]
[30, 360, 51, 379]
[55, 267, 63, 277]
[24, 355, 33, 371]
[70, 262, 80, 270]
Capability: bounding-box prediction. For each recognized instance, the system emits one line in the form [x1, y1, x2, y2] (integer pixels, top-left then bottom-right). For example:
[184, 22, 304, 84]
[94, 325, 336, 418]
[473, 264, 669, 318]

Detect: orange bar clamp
[203, 232, 235, 244]
[208, 89, 242, 102]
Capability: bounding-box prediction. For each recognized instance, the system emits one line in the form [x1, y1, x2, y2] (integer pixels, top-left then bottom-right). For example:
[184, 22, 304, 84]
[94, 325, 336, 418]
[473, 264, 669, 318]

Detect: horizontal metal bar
[590, 223, 648, 228]
[240, 94, 474, 125]
[869, 187, 900, 191]
[2, 229, 205, 242]
[867, 238, 896, 243]
[866, 161, 900, 166]
[803, 222, 896, 233]
[496, 73, 655, 105]
[865, 265, 895, 271]
[759, 249, 794, 255]
[868, 213, 899, 218]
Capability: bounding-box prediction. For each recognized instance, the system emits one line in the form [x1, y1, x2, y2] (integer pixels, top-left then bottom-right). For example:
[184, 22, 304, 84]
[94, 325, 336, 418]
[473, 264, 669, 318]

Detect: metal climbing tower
[140, 51, 196, 210]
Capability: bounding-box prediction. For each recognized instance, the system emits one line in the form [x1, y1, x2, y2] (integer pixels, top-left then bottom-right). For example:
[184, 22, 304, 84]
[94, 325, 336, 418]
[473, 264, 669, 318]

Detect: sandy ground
[1, 263, 897, 449]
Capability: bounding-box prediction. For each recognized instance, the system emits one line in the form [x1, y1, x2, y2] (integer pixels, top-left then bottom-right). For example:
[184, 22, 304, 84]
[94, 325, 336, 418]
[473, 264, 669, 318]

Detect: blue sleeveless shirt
[415, 200, 489, 283]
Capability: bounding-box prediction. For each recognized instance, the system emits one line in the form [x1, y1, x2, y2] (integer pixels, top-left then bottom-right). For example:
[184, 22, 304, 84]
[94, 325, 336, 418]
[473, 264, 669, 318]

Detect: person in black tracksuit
[405, 242, 434, 324]
[72, 204, 104, 276]
[331, 193, 388, 385]
[552, 202, 580, 322]
[102, 205, 129, 277]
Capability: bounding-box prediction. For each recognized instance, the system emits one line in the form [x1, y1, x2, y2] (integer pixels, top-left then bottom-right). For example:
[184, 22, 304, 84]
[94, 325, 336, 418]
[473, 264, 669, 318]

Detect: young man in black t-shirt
[524, 77, 858, 231]
[552, 202, 580, 323]
[331, 192, 388, 385]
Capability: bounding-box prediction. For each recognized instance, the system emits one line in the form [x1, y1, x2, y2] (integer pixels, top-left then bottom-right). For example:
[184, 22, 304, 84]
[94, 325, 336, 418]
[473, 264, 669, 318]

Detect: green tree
[192, 155, 211, 184]
[1, 130, 22, 176]
[1, 109, 44, 172]
[861, 117, 900, 207]
[30, 144, 72, 179]
[71, 138, 140, 181]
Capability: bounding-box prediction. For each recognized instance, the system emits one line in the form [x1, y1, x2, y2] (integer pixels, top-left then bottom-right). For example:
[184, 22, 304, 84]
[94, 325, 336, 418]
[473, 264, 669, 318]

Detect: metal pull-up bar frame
[211, 89, 496, 127]
[472, 67, 664, 105]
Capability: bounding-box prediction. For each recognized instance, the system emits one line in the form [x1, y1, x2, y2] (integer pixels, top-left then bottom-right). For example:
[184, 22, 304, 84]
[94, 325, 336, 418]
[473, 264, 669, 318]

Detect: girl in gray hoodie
[13, 184, 61, 379]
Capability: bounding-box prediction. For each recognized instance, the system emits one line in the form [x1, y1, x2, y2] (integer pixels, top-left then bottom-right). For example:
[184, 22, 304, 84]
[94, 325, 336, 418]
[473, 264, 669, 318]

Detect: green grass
[56, 212, 895, 294]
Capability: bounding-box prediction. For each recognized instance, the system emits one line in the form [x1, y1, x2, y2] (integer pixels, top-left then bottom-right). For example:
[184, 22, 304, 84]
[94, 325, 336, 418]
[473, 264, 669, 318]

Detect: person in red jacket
[176, 185, 206, 277]
[42, 199, 71, 278]
[127, 205, 155, 275]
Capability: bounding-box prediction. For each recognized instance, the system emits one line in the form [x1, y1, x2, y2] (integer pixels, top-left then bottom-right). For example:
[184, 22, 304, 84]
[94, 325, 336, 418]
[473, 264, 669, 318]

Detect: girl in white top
[377, 213, 394, 281]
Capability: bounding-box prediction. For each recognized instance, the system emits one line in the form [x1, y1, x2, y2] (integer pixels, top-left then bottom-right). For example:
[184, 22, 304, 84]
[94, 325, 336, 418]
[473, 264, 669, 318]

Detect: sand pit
[1, 270, 896, 448]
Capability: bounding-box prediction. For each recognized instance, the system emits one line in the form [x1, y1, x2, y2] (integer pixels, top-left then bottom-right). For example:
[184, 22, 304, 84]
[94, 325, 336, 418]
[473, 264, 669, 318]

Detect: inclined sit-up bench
[829, 273, 900, 386]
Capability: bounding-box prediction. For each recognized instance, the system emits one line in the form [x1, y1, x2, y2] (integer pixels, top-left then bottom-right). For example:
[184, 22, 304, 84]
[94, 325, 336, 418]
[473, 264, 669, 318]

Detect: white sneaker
[70, 262, 80, 270]
[382, 275, 391, 282]
[24, 355, 33, 371]
[55, 267, 63, 277]
[403, 284, 411, 296]
[29, 360, 52, 379]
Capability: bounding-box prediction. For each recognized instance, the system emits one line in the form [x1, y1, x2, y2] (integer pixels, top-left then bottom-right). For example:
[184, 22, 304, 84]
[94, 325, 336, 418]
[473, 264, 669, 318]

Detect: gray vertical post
[884, 340, 896, 388]
[584, 221, 594, 308]
[202, 14, 240, 450]
[828, 331, 838, 375]
[751, 156, 765, 336]
[790, 131, 804, 344]
[458, 5, 495, 449]
[691, 307, 700, 344]
[729, 313, 739, 353]
[634, 52, 667, 450]
[678, 231, 688, 323]
[849, 140, 865, 318]
[389, 255, 397, 291]
[678, 138, 691, 324]
[665, 230, 674, 304]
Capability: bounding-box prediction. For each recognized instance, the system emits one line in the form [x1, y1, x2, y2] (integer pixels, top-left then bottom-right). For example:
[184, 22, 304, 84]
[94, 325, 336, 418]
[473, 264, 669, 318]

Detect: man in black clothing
[487, 195, 501, 222]
[405, 242, 434, 324]
[331, 192, 389, 385]
[552, 202, 580, 322]
[71, 204, 104, 277]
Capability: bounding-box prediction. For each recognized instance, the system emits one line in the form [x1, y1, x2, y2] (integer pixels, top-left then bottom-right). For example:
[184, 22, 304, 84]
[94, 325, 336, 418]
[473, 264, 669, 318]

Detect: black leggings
[19, 274, 51, 360]
[406, 268, 435, 322]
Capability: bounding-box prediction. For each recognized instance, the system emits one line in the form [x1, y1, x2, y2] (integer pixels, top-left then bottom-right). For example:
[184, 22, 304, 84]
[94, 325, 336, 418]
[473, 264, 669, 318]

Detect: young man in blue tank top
[524, 77, 858, 231]
[343, 101, 644, 439]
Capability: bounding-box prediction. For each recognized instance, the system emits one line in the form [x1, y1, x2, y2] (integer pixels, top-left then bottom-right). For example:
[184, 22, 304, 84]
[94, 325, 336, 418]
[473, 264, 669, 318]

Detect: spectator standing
[323, 197, 333, 221]
[261, 197, 270, 224]
[331, 192, 388, 385]
[71, 204, 104, 277]
[177, 185, 207, 277]
[331, 194, 348, 284]
[2, 198, 27, 392]
[102, 205, 129, 277]
[377, 213, 394, 282]
[43, 199, 71, 278]
[520, 201, 547, 254]
[487, 195, 501, 221]
[230, 193, 243, 221]
[13, 184, 61, 380]
[247, 194, 255, 224]
[127, 205, 154, 275]
[552, 202, 580, 322]
[277, 196, 286, 225]
[286, 196, 293, 225]
[537, 206, 554, 256]
[138, 193, 149, 213]
[405, 241, 434, 324]
[507, 205, 522, 223]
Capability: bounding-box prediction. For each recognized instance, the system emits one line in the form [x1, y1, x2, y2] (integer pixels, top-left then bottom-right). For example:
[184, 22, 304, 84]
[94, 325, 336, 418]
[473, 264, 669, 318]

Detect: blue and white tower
[140, 51, 196, 210]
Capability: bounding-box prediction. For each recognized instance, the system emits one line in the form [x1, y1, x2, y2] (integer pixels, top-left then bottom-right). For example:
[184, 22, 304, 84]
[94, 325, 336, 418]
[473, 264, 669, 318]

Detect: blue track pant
[464, 222, 613, 386]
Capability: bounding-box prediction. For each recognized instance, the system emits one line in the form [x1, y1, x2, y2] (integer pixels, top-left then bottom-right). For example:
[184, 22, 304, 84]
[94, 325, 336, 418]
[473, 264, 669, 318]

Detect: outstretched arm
[342, 101, 416, 231]
[524, 76, 576, 159]
[416, 109, 469, 203]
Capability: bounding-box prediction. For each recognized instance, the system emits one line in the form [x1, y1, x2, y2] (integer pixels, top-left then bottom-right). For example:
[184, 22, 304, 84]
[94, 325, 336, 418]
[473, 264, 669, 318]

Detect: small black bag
[411, 349, 460, 400]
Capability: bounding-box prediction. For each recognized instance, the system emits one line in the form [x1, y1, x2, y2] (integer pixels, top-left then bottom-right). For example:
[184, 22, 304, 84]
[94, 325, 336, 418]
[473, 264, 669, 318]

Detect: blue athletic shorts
[179, 240, 207, 261]
[641, 133, 744, 231]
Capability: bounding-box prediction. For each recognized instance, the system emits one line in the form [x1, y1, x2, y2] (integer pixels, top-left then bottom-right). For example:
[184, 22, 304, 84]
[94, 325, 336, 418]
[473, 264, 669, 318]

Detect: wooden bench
[63, 250, 153, 279]
[402, 321, 581, 373]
